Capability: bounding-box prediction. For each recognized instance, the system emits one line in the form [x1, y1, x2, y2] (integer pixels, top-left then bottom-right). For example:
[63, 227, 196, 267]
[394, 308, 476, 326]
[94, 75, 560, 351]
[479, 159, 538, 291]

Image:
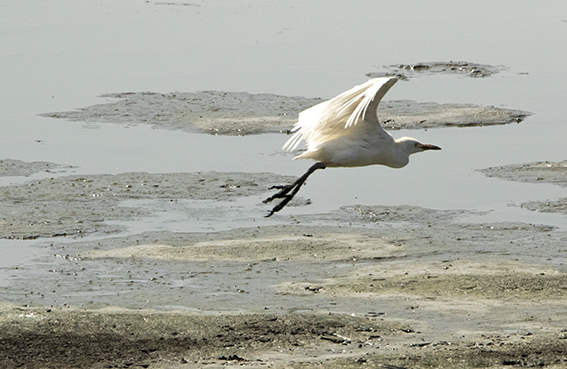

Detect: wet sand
[2, 161, 567, 368]
[2, 304, 567, 369]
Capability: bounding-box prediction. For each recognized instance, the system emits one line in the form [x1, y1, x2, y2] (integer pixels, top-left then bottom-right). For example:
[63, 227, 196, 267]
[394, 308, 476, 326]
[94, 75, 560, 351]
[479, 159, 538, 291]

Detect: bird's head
[397, 137, 442, 155]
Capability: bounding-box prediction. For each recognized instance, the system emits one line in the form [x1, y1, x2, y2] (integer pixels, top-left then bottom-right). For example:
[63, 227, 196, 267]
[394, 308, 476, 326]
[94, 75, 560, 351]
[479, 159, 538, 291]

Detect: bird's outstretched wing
[283, 77, 398, 152]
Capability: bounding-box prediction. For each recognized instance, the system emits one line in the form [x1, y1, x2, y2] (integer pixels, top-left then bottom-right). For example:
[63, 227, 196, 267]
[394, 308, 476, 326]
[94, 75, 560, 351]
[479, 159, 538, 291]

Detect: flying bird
[264, 77, 441, 217]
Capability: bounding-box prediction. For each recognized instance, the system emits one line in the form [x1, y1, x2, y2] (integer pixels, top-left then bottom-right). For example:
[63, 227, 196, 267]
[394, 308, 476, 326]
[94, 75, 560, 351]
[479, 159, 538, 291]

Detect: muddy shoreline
[2, 305, 566, 369]
[2, 156, 567, 367]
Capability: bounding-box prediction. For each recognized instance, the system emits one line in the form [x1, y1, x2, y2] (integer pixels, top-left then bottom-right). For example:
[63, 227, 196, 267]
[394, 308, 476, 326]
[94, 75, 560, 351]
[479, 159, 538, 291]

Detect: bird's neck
[388, 140, 411, 168]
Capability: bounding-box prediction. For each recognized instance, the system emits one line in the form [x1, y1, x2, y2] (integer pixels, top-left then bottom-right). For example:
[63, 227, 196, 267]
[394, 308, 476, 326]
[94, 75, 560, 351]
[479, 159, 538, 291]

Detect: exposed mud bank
[3, 205, 567, 368]
[0, 169, 294, 240]
[521, 198, 567, 215]
[0, 307, 402, 369]
[41, 91, 321, 135]
[2, 175, 566, 369]
[6, 203, 563, 309]
[378, 100, 528, 130]
[481, 161, 567, 215]
[40, 91, 530, 135]
[480, 161, 567, 187]
[2, 305, 567, 369]
[0, 159, 75, 177]
[367, 61, 508, 80]
[2, 168, 565, 368]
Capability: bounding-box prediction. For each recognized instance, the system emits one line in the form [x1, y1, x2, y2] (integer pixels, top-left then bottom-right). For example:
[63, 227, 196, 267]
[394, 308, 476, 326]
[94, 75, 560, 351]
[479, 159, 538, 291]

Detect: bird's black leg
[263, 162, 327, 217]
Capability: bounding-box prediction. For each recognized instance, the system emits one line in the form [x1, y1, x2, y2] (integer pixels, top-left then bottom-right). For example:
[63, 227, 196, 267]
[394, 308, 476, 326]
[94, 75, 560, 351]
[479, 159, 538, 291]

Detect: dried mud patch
[367, 61, 508, 80]
[274, 258, 567, 368]
[40, 91, 321, 135]
[40, 91, 530, 135]
[82, 232, 404, 262]
[311, 260, 567, 301]
[2, 306, 567, 369]
[0, 159, 75, 177]
[13, 212, 562, 311]
[0, 306, 402, 369]
[291, 335, 567, 369]
[319, 204, 482, 224]
[0, 171, 294, 239]
[480, 161, 567, 187]
[4, 205, 567, 368]
[376, 100, 528, 130]
[521, 198, 567, 215]
[481, 161, 567, 214]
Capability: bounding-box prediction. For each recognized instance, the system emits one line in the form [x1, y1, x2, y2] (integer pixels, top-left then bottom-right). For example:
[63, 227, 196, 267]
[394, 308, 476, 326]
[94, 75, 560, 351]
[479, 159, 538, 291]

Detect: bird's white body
[264, 77, 440, 216]
[292, 125, 413, 168]
[283, 77, 433, 168]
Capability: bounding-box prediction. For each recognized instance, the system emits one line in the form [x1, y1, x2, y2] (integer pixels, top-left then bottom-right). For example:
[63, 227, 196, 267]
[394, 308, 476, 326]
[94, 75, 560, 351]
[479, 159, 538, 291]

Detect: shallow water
[1, 0, 567, 295]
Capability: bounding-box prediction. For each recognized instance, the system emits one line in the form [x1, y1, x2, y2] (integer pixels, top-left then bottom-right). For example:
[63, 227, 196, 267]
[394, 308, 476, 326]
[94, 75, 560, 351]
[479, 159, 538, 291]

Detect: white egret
[264, 77, 441, 217]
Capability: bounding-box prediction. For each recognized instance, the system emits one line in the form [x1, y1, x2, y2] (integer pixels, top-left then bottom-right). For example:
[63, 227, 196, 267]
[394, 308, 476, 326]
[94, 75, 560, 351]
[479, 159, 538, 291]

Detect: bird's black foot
[263, 162, 327, 217]
[265, 195, 294, 217]
[263, 184, 296, 204]
[263, 183, 301, 217]
[268, 184, 288, 190]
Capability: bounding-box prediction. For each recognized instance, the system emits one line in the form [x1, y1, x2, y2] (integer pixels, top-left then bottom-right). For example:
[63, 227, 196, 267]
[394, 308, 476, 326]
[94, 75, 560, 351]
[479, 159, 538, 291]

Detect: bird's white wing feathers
[283, 77, 398, 152]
